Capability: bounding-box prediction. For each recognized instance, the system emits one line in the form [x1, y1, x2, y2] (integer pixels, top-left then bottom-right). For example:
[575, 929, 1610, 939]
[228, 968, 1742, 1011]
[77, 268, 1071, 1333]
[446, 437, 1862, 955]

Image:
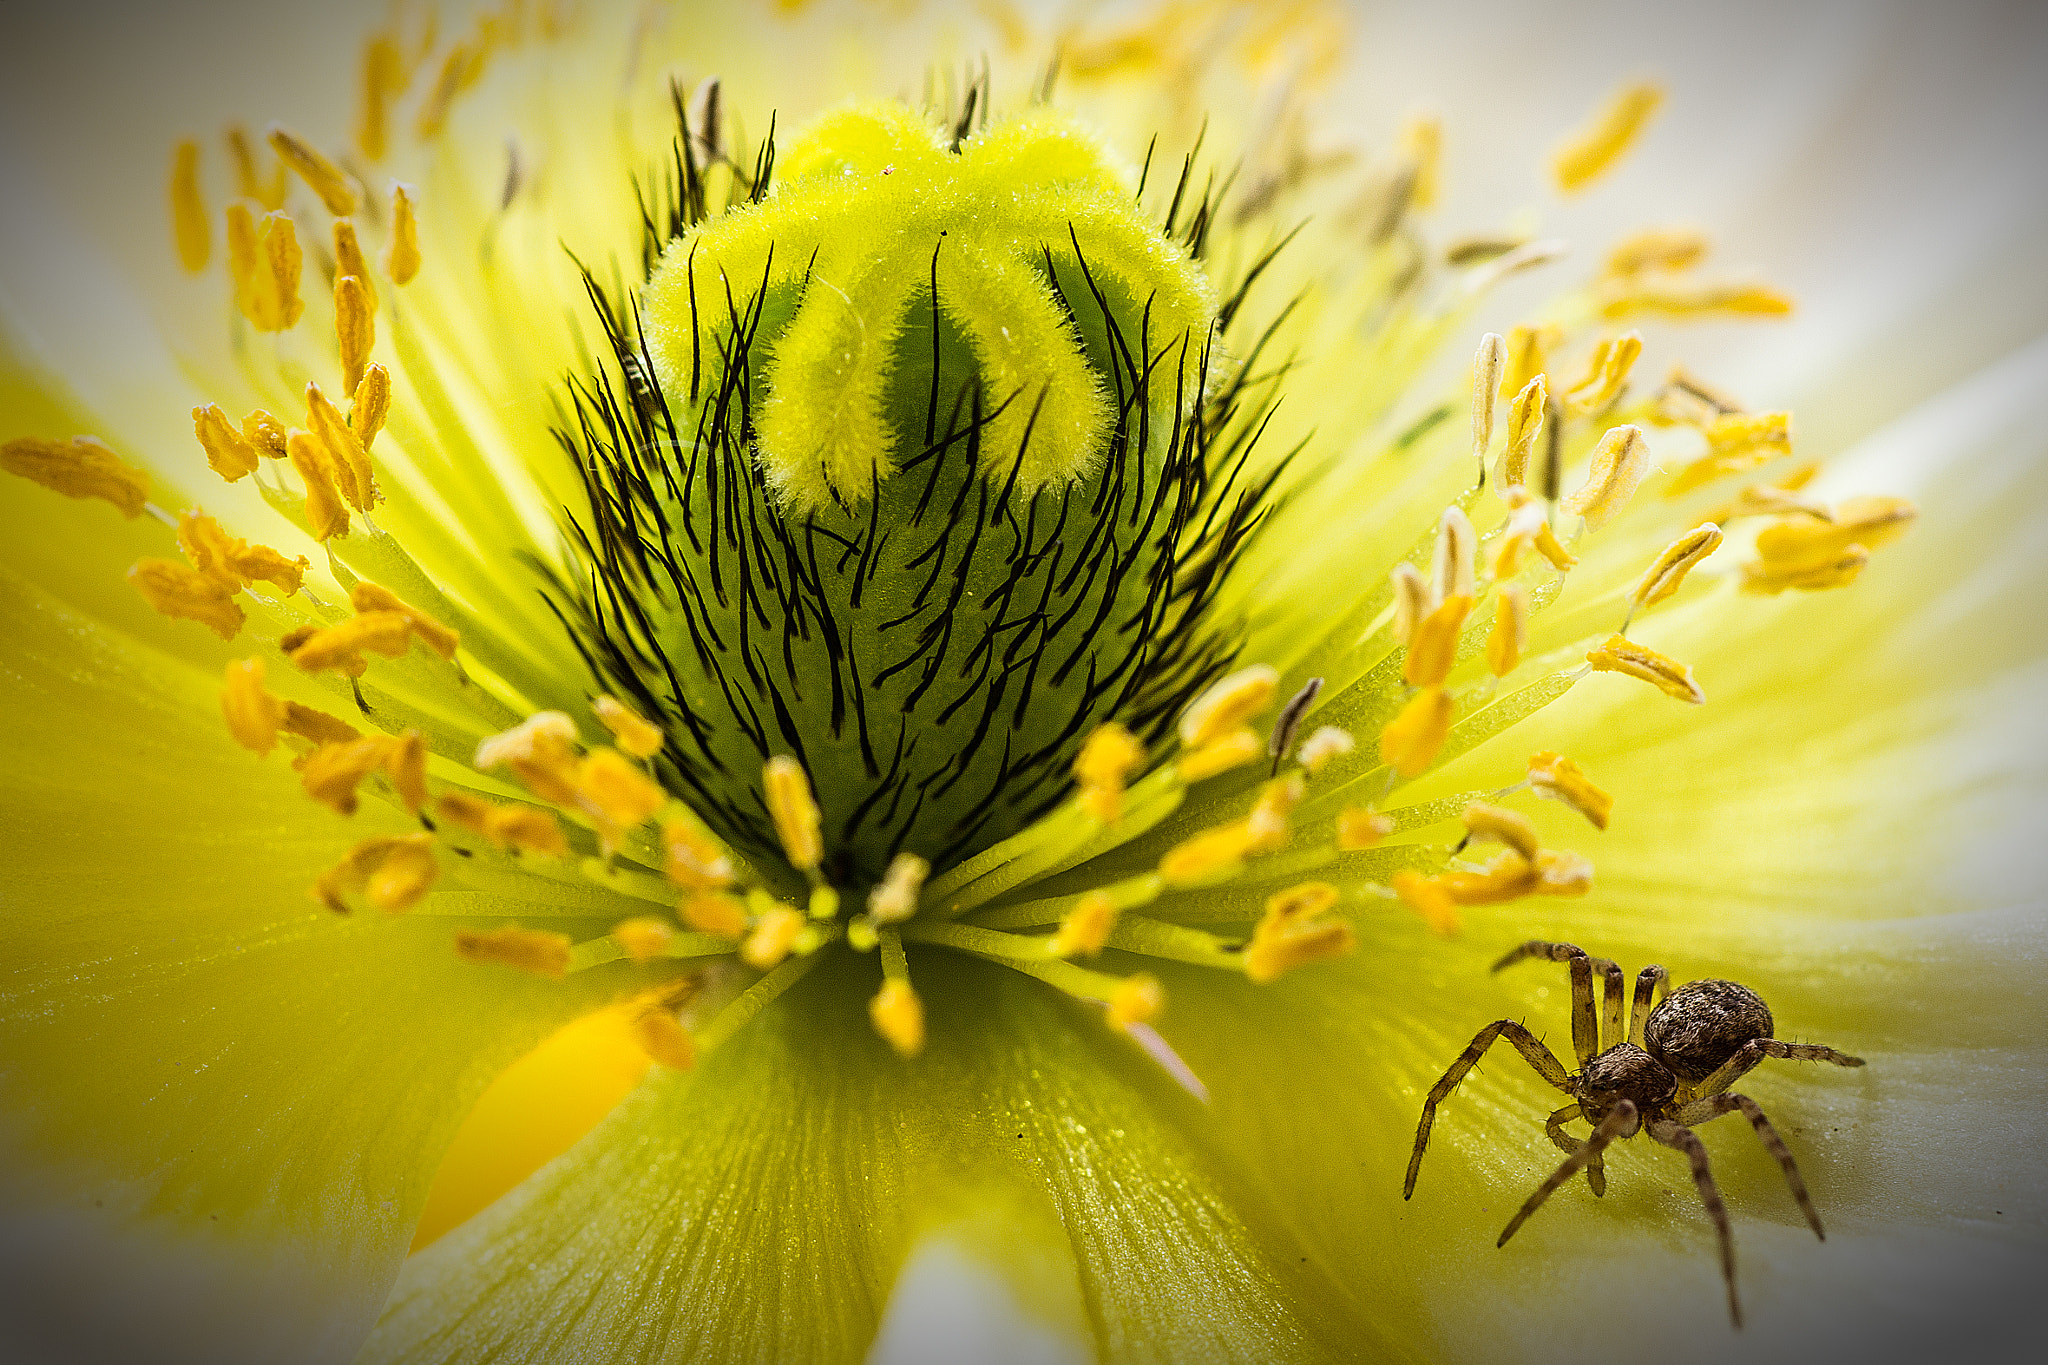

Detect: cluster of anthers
[1, 9, 1919, 1091]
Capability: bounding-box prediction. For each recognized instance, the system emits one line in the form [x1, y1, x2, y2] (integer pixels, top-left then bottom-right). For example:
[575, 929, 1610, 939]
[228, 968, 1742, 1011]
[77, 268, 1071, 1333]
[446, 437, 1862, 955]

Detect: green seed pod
[562, 99, 1262, 884]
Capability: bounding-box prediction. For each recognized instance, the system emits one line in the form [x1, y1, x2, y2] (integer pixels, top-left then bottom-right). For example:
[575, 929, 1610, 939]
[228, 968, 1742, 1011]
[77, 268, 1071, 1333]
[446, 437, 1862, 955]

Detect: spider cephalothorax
[1403, 940, 1866, 1327]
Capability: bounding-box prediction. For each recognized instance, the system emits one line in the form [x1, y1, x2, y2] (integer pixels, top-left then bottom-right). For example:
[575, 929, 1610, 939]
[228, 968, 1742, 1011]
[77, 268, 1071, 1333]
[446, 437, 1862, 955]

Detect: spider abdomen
[1644, 978, 1774, 1082]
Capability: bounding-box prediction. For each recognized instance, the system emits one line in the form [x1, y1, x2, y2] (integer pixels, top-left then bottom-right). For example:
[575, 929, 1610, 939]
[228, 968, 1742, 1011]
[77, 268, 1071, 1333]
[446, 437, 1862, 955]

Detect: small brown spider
[1403, 940, 1866, 1326]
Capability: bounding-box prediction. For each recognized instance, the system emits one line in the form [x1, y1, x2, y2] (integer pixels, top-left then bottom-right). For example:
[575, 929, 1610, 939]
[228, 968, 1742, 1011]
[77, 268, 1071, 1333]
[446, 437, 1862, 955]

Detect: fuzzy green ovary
[636, 102, 1221, 883]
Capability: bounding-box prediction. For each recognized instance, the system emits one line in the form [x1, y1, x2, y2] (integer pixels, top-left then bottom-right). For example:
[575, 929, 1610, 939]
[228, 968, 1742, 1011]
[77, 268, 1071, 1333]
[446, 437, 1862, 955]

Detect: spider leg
[1691, 1036, 1866, 1101]
[1675, 1092, 1826, 1240]
[1628, 964, 1669, 1047]
[1545, 1102, 1606, 1197]
[1405, 1019, 1574, 1199]
[1586, 956, 1626, 1052]
[1498, 1099, 1635, 1247]
[1491, 940, 1597, 1065]
[1648, 1117, 1743, 1329]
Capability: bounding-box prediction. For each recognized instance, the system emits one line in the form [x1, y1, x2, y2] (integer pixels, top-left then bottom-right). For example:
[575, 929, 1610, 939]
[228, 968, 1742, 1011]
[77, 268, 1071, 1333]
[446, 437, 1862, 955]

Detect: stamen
[1404, 594, 1474, 688]
[1552, 80, 1665, 193]
[1630, 523, 1724, 611]
[1402, 113, 1443, 209]
[287, 429, 351, 540]
[477, 712, 581, 805]
[1462, 802, 1540, 860]
[1336, 806, 1394, 850]
[1180, 663, 1280, 747]
[300, 734, 395, 815]
[350, 582, 459, 659]
[355, 30, 405, 162]
[1752, 495, 1918, 569]
[1159, 820, 1259, 887]
[662, 815, 735, 888]
[282, 701, 361, 746]
[1563, 331, 1642, 418]
[314, 833, 438, 914]
[1051, 890, 1119, 958]
[387, 729, 428, 814]
[287, 611, 411, 674]
[1559, 424, 1649, 529]
[868, 851, 930, 925]
[221, 657, 287, 755]
[1244, 881, 1354, 984]
[1586, 633, 1705, 703]
[1740, 544, 1870, 594]
[1491, 493, 1547, 579]
[1, 435, 150, 517]
[1603, 280, 1793, 321]
[175, 511, 240, 591]
[1296, 725, 1355, 773]
[869, 979, 926, 1057]
[247, 210, 305, 333]
[386, 184, 422, 285]
[1495, 375, 1545, 491]
[170, 139, 209, 272]
[1248, 774, 1306, 853]
[576, 748, 666, 854]
[225, 123, 287, 209]
[1179, 727, 1262, 781]
[267, 124, 359, 216]
[489, 803, 571, 857]
[1107, 973, 1164, 1030]
[307, 381, 376, 512]
[1527, 750, 1612, 829]
[594, 695, 665, 758]
[610, 917, 676, 962]
[1486, 585, 1527, 676]
[1669, 410, 1793, 495]
[627, 988, 698, 1070]
[1536, 848, 1595, 895]
[336, 274, 374, 395]
[455, 924, 573, 977]
[1441, 850, 1542, 904]
[1391, 870, 1459, 936]
[127, 558, 243, 639]
[1380, 685, 1454, 777]
[1074, 722, 1144, 823]
[1390, 561, 1432, 646]
[1500, 323, 1559, 400]
[192, 404, 259, 483]
[1708, 462, 1828, 523]
[1604, 226, 1709, 279]
[763, 755, 824, 872]
[681, 891, 748, 937]
[740, 904, 805, 970]
[242, 408, 288, 459]
[1431, 506, 1477, 601]
[333, 219, 377, 310]
[1470, 331, 1505, 476]
[1654, 364, 1747, 425]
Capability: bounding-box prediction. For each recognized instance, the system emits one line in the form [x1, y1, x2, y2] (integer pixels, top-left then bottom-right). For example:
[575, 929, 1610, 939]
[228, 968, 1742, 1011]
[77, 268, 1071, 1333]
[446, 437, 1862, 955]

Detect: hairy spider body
[1402, 940, 1866, 1327]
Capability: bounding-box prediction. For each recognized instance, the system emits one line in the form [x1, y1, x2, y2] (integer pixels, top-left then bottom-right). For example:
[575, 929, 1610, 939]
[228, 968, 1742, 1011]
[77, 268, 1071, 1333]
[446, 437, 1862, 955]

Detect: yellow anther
[1708, 462, 1827, 523]
[267, 123, 359, 216]
[1462, 802, 1541, 860]
[336, 274, 374, 396]
[1441, 849, 1542, 905]
[1668, 410, 1793, 495]
[681, 891, 749, 937]
[1248, 773, 1305, 853]
[661, 816, 734, 889]
[1603, 280, 1794, 322]
[1402, 112, 1443, 209]
[300, 735, 394, 816]
[455, 924, 572, 977]
[740, 905, 805, 971]
[128, 558, 243, 640]
[763, 755, 824, 872]
[1741, 544, 1871, 595]
[2, 435, 150, 518]
[386, 184, 422, 285]
[1431, 506, 1477, 601]
[1486, 584, 1528, 677]
[1500, 323, 1559, 401]
[245, 210, 304, 333]
[1552, 79, 1664, 193]
[381, 728, 425, 815]
[477, 711, 581, 802]
[594, 694, 665, 759]
[333, 219, 377, 312]
[1652, 365, 1747, 427]
[224, 201, 258, 320]
[433, 791, 494, 836]
[1391, 869, 1459, 936]
[175, 510, 241, 592]
[192, 404, 259, 483]
[289, 611, 412, 674]
[417, 42, 481, 140]
[1180, 663, 1280, 747]
[221, 657, 287, 755]
[1495, 375, 1546, 491]
[285, 429, 350, 540]
[1755, 495, 1918, 570]
[628, 997, 698, 1071]
[314, 833, 438, 914]
[1404, 593, 1474, 688]
[355, 31, 405, 161]
[307, 381, 376, 512]
[1528, 750, 1613, 830]
[1244, 881, 1354, 984]
[1535, 848, 1595, 896]
[351, 364, 391, 452]
[225, 123, 287, 209]
[1178, 726, 1262, 781]
[1632, 523, 1724, 609]
[486, 804, 571, 857]
[1471, 331, 1505, 467]
[282, 701, 360, 747]
[1296, 725, 1355, 773]
[809, 886, 841, 920]
[1559, 424, 1650, 530]
[1380, 685, 1454, 778]
[577, 748, 666, 851]
[1563, 331, 1642, 418]
[1389, 561, 1432, 647]
[242, 408, 288, 459]
[1266, 881, 1341, 922]
[1107, 973, 1165, 1030]
[170, 139, 209, 272]
[1336, 806, 1395, 850]
[869, 979, 926, 1057]
[1074, 722, 1144, 823]
[1159, 819, 1259, 887]
[1603, 225, 1709, 279]
[1533, 519, 1578, 571]
[610, 917, 676, 963]
[1586, 632, 1704, 704]
[1051, 891, 1119, 958]
[867, 851, 930, 925]
[351, 581, 459, 659]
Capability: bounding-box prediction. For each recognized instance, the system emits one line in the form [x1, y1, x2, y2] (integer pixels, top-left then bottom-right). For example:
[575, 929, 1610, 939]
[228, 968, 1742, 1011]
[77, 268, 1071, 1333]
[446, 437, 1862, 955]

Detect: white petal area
[866, 1216, 1092, 1365]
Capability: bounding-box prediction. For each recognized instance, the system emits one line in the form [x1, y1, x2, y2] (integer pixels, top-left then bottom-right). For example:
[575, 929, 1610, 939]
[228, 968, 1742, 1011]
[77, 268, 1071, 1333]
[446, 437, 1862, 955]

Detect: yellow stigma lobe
[128, 558, 243, 640]
[1552, 80, 1664, 193]
[1586, 633, 1705, 704]
[267, 123, 359, 216]
[1180, 664, 1280, 747]
[1528, 750, 1612, 830]
[170, 139, 209, 272]
[594, 695, 665, 759]
[763, 756, 824, 873]
[455, 924, 573, 977]
[2, 435, 149, 517]
[1560, 424, 1650, 529]
[869, 980, 926, 1058]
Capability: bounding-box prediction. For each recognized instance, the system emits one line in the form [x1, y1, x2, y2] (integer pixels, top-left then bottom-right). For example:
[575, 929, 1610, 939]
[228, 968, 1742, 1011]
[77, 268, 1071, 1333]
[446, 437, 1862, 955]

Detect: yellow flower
[2, 3, 2044, 1363]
